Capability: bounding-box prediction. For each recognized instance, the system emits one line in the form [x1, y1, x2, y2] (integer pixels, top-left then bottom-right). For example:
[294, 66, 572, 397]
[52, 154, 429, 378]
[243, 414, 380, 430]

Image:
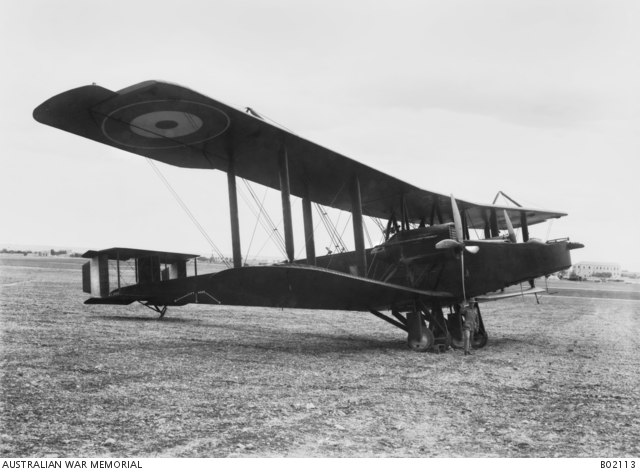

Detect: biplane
[33, 81, 583, 352]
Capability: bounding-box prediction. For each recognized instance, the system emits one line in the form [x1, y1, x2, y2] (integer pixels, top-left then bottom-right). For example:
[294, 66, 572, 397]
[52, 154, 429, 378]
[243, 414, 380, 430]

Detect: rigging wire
[546, 219, 554, 242]
[241, 184, 270, 264]
[314, 203, 347, 253]
[239, 179, 288, 258]
[338, 213, 353, 243]
[363, 218, 373, 247]
[145, 159, 231, 268]
[369, 217, 387, 245]
[246, 107, 391, 257]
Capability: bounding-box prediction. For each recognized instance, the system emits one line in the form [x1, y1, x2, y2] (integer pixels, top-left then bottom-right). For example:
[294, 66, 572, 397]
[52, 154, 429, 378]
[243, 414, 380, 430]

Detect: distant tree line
[1, 248, 80, 257]
[1, 248, 32, 256]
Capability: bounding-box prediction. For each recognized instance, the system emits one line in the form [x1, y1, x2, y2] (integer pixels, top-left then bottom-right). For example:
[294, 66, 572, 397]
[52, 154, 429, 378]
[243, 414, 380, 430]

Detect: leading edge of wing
[33, 81, 567, 228]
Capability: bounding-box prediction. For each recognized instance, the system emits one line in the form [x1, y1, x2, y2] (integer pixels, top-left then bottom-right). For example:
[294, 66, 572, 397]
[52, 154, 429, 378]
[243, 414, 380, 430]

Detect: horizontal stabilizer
[81, 247, 199, 298]
[82, 247, 198, 262]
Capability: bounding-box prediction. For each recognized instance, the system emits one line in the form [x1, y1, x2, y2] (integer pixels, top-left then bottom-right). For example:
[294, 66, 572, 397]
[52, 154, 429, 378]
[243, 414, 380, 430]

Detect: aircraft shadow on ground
[96, 314, 410, 353]
[97, 314, 197, 324]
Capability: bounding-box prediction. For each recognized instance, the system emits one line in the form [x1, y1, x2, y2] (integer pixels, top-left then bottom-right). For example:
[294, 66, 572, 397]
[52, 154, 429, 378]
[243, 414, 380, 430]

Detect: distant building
[572, 261, 621, 280]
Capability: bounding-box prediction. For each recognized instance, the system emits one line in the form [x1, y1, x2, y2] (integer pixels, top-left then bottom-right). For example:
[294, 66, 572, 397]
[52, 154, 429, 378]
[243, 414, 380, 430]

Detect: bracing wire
[242, 184, 269, 264]
[145, 159, 231, 268]
[369, 216, 387, 245]
[546, 219, 554, 242]
[314, 203, 347, 253]
[242, 180, 287, 249]
[239, 179, 288, 259]
[363, 219, 373, 247]
[338, 213, 353, 243]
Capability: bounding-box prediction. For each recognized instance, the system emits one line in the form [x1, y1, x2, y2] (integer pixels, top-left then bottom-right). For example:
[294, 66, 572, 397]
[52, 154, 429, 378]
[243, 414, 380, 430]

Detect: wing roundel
[102, 100, 230, 150]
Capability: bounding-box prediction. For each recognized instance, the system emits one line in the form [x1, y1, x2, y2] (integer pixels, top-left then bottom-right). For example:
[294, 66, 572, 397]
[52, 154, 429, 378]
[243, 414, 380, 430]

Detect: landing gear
[447, 302, 488, 350]
[138, 302, 168, 319]
[406, 311, 434, 352]
[424, 305, 452, 352]
[403, 304, 458, 352]
[369, 301, 486, 353]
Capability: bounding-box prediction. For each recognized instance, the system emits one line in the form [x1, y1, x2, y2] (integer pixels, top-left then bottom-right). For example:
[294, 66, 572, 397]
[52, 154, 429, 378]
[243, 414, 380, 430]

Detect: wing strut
[302, 187, 316, 265]
[227, 154, 242, 268]
[350, 176, 367, 276]
[279, 144, 295, 262]
[520, 211, 530, 241]
[490, 209, 499, 237]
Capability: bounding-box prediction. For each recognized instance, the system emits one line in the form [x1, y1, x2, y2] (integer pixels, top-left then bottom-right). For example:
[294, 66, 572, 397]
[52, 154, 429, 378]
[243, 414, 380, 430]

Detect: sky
[1, 0, 639, 270]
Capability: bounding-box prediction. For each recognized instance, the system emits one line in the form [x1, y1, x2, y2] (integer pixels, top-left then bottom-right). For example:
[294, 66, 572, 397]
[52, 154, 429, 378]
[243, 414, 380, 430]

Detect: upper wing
[33, 80, 566, 228]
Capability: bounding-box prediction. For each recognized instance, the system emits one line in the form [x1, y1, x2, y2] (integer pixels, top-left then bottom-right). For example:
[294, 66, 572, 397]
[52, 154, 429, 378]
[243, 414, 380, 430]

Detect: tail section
[81, 247, 199, 303]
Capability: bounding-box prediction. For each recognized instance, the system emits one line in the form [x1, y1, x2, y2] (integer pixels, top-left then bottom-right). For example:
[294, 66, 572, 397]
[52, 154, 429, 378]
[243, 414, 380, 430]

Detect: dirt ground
[1, 256, 639, 457]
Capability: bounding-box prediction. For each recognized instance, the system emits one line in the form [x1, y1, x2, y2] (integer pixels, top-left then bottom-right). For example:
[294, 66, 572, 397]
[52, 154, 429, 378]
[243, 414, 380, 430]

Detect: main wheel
[450, 335, 464, 350]
[407, 327, 434, 352]
[472, 331, 488, 349]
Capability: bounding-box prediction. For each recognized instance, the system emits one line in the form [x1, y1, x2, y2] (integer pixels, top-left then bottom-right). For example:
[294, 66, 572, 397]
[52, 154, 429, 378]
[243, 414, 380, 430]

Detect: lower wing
[87, 265, 453, 311]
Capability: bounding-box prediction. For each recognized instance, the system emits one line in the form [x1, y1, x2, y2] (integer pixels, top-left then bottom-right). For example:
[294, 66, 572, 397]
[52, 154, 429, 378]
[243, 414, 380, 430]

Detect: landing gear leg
[448, 305, 464, 350]
[449, 303, 489, 350]
[138, 302, 169, 319]
[471, 303, 488, 349]
[406, 311, 434, 352]
[424, 304, 451, 352]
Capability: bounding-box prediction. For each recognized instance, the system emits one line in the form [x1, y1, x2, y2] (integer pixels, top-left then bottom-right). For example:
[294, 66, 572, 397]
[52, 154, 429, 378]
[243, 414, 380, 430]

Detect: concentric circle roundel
[101, 100, 230, 149]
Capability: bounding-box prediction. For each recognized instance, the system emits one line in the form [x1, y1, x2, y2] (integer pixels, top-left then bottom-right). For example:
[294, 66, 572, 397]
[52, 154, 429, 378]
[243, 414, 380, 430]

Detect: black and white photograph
[1, 0, 639, 464]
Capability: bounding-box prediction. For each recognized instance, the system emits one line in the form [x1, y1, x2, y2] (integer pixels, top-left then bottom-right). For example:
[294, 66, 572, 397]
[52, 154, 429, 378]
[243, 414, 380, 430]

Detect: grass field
[1, 256, 639, 457]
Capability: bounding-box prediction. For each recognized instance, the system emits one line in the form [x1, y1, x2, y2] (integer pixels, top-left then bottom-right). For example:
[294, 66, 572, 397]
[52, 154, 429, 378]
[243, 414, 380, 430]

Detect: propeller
[451, 194, 464, 242]
[503, 209, 517, 243]
[434, 195, 480, 303]
[435, 195, 480, 253]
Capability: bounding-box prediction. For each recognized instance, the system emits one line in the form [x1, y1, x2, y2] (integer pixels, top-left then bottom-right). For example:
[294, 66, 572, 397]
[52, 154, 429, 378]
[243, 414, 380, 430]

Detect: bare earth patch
[1, 257, 639, 457]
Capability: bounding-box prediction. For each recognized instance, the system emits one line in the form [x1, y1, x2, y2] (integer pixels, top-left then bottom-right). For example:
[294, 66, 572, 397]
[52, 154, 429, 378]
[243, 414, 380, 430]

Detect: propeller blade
[450, 194, 463, 242]
[435, 239, 463, 250]
[503, 209, 517, 243]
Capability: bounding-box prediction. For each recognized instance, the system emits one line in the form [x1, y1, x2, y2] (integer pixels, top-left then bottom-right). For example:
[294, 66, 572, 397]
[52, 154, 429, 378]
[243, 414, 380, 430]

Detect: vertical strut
[435, 201, 443, 225]
[490, 208, 499, 237]
[116, 249, 121, 290]
[461, 209, 470, 240]
[227, 154, 242, 268]
[279, 145, 295, 262]
[400, 196, 408, 231]
[302, 186, 316, 265]
[483, 210, 491, 239]
[351, 175, 367, 276]
[520, 210, 529, 242]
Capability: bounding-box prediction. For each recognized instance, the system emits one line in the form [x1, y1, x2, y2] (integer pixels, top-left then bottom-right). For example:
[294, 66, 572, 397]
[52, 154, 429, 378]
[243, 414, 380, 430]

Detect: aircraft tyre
[450, 336, 464, 350]
[472, 331, 488, 349]
[450, 331, 488, 350]
[407, 327, 434, 352]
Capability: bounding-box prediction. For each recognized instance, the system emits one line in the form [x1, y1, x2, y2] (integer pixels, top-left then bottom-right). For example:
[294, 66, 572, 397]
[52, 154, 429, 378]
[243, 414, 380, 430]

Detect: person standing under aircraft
[462, 302, 479, 355]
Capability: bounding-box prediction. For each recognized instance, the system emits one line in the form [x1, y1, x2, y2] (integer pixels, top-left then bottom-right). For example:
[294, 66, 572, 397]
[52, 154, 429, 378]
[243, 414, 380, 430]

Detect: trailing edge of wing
[34, 81, 567, 228]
